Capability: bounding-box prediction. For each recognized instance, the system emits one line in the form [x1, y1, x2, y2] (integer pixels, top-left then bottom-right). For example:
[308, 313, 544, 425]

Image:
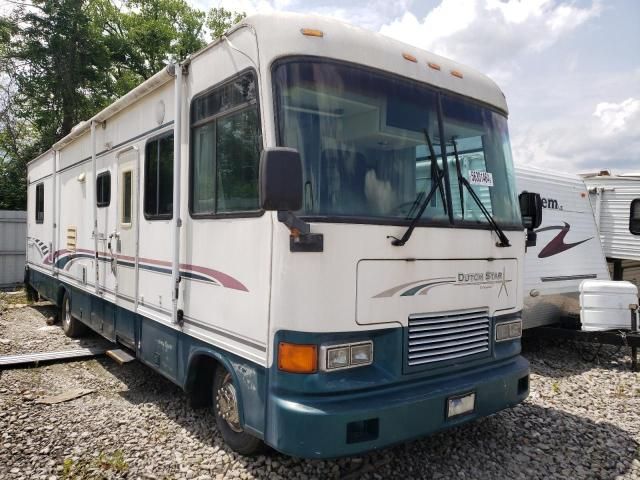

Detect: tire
[60, 290, 87, 338]
[213, 364, 264, 456]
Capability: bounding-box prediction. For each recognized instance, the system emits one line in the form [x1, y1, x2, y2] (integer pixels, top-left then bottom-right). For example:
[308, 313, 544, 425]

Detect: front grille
[407, 309, 490, 367]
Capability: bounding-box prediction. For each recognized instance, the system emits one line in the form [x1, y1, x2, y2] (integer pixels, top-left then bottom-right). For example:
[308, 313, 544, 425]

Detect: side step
[105, 348, 135, 365]
[0, 347, 107, 368]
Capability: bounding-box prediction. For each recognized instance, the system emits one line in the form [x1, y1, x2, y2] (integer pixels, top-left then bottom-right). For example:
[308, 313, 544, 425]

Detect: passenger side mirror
[259, 147, 303, 212]
[519, 191, 543, 230]
[519, 191, 543, 248]
[630, 199, 640, 235]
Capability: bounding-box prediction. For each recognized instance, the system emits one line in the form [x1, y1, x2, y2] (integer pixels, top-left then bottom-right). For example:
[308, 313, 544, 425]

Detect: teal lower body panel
[24, 267, 268, 437]
[265, 355, 529, 458]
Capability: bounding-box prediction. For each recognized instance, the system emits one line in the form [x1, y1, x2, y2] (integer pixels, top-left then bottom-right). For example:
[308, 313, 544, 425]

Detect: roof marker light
[402, 53, 417, 63]
[450, 69, 464, 79]
[301, 28, 324, 38]
[428, 62, 441, 71]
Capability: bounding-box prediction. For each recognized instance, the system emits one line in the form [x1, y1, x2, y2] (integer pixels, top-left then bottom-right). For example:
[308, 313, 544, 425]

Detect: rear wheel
[213, 364, 264, 456]
[60, 291, 87, 338]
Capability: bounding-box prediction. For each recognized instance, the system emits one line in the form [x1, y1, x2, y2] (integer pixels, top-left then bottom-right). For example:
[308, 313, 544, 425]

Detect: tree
[105, 0, 207, 81]
[1, 0, 113, 209]
[206, 7, 246, 40]
[8, 0, 113, 147]
[0, 0, 245, 210]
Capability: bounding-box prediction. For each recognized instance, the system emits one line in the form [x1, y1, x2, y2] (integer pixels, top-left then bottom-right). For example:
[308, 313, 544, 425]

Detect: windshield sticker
[468, 170, 494, 187]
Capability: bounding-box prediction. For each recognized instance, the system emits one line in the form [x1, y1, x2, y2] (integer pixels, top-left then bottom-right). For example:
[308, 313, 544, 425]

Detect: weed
[551, 382, 560, 394]
[62, 458, 74, 479]
[61, 450, 128, 479]
[94, 450, 128, 473]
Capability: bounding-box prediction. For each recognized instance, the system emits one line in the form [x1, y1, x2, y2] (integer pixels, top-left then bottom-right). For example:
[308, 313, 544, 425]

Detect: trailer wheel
[213, 364, 264, 456]
[60, 291, 87, 338]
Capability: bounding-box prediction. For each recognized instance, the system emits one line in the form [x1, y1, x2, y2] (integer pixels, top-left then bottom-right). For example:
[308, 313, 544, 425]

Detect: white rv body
[26, 13, 530, 458]
[582, 173, 640, 286]
[516, 166, 610, 328]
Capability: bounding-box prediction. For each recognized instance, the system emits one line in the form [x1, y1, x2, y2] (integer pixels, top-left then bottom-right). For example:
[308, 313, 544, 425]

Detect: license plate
[447, 392, 476, 418]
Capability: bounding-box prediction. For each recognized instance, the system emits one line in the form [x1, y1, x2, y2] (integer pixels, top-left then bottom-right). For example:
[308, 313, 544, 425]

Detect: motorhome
[582, 172, 640, 287]
[516, 166, 610, 328]
[25, 13, 534, 458]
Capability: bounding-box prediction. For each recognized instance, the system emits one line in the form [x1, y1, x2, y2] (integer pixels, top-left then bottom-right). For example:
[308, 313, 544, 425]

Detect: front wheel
[60, 290, 87, 338]
[213, 364, 264, 456]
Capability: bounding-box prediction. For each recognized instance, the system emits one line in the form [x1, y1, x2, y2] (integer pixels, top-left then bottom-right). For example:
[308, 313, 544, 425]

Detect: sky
[1, 0, 637, 173]
[193, 0, 639, 174]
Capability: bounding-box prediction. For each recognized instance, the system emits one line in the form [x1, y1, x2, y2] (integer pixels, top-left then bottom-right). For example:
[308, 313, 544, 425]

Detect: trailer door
[114, 148, 139, 320]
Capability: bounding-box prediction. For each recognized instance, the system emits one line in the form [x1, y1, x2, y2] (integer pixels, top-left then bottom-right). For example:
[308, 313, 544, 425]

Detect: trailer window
[630, 199, 640, 235]
[35, 183, 44, 223]
[190, 71, 262, 216]
[144, 134, 173, 219]
[97, 171, 111, 207]
[121, 171, 132, 225]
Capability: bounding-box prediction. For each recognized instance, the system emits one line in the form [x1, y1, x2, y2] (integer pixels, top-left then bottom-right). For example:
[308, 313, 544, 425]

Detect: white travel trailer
[516, 167, 610, 328]
[25, 13, 534, 458]
[582, 172, 640, 286]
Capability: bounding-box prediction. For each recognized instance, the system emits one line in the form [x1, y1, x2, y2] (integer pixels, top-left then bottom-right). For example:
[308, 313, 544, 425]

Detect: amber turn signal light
[402, 52, 417, 63]
[278, 342, 318, 373]
[301, 28, 324, 38]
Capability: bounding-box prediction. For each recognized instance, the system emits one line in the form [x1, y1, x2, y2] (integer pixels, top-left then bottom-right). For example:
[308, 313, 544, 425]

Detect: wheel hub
[216, 375, 242, 432]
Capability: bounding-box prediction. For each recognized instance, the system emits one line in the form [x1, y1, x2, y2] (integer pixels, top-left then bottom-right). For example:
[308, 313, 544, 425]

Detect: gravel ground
[1, 300, 639, 479]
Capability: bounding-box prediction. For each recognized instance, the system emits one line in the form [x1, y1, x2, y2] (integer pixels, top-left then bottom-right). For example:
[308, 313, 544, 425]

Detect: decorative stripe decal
[536, 223, 592, 258]
[28, 237, 50, 258]
[35, 243, 248, 292]
[373, 277, 456, 298]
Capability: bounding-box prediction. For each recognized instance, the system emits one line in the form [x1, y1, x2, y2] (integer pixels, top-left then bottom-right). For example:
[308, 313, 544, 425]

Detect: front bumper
[265, 355, 529, 458]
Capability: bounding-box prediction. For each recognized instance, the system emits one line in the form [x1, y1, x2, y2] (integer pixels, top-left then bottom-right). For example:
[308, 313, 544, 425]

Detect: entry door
[96, 169, 115, 294]
[115, 148, 139, 310]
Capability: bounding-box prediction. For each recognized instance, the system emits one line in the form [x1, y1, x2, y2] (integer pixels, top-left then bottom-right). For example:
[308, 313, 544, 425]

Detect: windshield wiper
[389, 131, 447, 246]
[426, 131, 448, 216]
[451, 138, 511, 247]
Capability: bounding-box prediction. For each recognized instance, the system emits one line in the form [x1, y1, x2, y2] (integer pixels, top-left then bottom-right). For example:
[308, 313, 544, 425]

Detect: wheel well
[56, 285, 67, 308]
[185, 354, 219, 409]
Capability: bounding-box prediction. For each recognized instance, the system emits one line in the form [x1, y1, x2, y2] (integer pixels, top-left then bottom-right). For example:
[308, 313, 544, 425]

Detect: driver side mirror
[519, 191, 543, 248]
[259, 147, 303, 211]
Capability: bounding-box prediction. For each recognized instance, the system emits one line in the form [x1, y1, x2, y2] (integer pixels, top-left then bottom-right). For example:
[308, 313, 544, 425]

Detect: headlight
[327, 346, 350, 369]
[321, 341, 373, 371]
[350, 342, 373, 365]
[495, 319, 522, 342]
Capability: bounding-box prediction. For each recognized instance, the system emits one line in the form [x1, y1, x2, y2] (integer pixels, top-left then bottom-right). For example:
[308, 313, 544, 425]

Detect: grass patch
[0, 288, 32, 306]
[61, 450, 129, 479]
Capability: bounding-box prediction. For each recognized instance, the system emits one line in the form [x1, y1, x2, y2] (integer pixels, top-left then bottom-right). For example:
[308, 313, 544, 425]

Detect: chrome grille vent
[407, 309, 490, 366]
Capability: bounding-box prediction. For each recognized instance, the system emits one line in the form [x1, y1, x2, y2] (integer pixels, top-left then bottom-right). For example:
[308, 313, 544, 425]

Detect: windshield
[273, 59, 522, 228]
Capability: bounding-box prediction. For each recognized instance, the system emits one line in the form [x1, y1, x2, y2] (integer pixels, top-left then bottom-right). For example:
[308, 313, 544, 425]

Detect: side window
[121, 171, 132, 225]
[144, 134, 174, 219]
[190, 71, 262, 216]
[630, 199, 640, 235]
[35, 183, 44, 223]
[97, 171, 111, 207]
